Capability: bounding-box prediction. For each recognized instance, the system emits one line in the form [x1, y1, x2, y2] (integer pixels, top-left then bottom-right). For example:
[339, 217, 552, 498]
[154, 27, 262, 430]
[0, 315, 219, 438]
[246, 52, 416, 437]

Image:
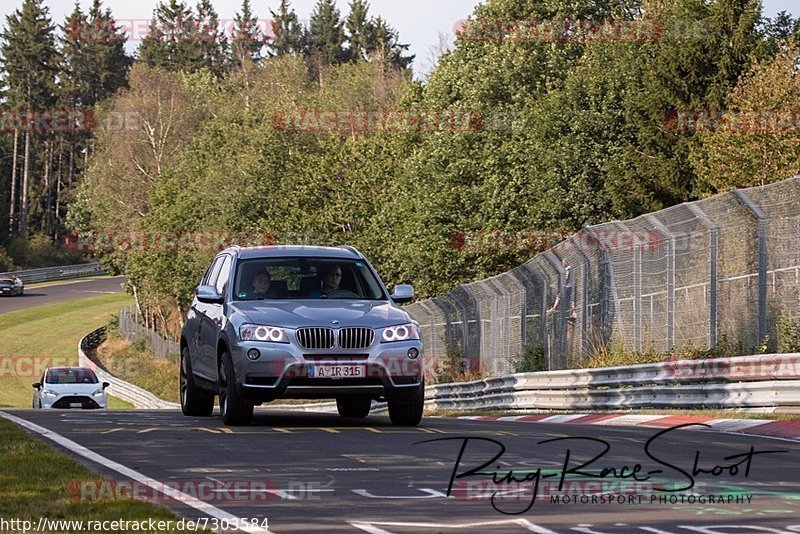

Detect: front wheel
[219, 352, 253, 426]
[387, 379, 425, 426]
[337, 397, 372, 419]
[180, 348, 214, 417]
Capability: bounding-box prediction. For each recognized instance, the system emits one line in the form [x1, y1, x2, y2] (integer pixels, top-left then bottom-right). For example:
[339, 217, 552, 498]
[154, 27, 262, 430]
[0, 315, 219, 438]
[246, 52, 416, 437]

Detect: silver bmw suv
[180, 245, 424, 427]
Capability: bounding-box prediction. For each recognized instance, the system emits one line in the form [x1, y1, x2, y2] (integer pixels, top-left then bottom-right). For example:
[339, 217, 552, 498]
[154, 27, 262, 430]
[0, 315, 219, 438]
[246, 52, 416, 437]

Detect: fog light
[247, 349, 261, 361]
[407, 348, 419, 360]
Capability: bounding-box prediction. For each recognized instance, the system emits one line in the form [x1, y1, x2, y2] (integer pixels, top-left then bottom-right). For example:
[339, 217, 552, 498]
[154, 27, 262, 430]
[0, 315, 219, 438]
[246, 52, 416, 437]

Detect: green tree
[268, 0, 306, 57]
[138, 0, 204, 73]
[0, 0, 59, 238]
[307, 0, 347, 69]
[345, 0, 371, 62]
[231, 0, 263, 66]
[195, 0, 228, 77]
[691, 45, 800, 190]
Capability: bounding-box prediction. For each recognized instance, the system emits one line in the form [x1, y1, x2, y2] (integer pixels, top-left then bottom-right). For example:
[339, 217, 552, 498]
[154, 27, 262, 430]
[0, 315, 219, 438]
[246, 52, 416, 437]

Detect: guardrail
[78, 325, 800, 415]
[423, 353, 800, 413]
[78, 327, 179, 410]
[1, 263, 105, 284]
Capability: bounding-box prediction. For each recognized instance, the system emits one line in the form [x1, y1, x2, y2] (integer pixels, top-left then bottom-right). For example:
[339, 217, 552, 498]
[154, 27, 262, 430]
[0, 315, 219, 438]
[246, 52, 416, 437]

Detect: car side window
[214, 255, 232, 296]
[203, 257, 224, 286]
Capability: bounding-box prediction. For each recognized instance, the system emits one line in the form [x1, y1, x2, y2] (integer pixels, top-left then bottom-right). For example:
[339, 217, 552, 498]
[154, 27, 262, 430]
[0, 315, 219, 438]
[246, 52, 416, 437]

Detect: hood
[230, 300, 411, 329]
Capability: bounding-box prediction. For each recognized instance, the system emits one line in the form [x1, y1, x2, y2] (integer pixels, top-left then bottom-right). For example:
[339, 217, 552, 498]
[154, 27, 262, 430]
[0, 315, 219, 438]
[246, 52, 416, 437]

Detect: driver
[309, 265, 342, 298]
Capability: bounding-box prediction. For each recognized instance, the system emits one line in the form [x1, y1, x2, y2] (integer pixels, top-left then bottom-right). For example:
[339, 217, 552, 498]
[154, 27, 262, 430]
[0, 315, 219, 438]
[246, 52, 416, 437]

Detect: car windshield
[234, 258, 387, 301]
[45, 368, 99, 384]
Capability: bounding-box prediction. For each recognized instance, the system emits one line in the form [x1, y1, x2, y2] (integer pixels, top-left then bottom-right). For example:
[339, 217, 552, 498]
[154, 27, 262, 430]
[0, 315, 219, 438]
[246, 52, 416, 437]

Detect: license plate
[69, 402, 83, 408]
[309, 365, 365, 379]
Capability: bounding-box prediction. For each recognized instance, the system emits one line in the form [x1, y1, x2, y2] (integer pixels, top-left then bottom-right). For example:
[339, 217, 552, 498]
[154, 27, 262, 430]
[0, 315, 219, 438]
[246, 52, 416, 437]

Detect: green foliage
[3, 234, 82, 269]
[512, 342, 547, 373]
[433, 344, 482, 384]
[0, 246, 14, 271]
[776, 309, 800, 354]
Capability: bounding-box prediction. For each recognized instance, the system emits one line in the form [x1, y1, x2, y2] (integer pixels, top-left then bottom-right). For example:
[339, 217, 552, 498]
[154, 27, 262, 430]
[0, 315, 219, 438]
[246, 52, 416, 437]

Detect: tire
[388, 379, 425, 426]
[336, 397, 372, 419]
[218, 351, 253, 426]
[180, 348, 214, 417]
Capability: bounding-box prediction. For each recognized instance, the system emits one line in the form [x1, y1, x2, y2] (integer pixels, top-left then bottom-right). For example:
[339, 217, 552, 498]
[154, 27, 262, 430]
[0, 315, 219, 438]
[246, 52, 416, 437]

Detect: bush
[4, 234, 83, 269]
[0, 246, 13, 272]
[512, 342, 547, 373]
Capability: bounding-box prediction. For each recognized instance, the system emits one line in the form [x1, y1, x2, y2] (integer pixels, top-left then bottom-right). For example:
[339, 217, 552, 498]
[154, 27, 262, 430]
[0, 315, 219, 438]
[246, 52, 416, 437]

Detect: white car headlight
[381, 323, 420, 343]
[43, 390, 59, 397]
[92, 388, 105, 397]
[240, 325, 289, 344]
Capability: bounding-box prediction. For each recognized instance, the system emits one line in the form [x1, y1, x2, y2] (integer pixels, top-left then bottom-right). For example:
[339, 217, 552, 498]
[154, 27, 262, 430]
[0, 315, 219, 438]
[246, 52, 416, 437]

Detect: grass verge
[0, 417, 198, 530]
[0, 293, 134, 408]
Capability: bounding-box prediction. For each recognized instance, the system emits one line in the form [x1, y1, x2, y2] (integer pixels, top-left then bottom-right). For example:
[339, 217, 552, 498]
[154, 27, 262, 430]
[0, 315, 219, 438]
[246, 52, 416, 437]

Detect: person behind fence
[550, 260, 577, 320]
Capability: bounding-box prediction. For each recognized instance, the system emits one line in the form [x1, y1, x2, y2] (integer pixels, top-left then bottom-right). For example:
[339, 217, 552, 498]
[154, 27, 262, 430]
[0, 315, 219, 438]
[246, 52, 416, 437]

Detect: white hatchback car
[32, 367, 109, 409]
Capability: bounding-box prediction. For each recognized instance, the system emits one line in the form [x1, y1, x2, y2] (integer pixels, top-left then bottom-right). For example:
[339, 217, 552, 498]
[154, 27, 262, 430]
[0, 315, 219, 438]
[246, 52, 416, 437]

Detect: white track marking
[0, 411, 272, 534]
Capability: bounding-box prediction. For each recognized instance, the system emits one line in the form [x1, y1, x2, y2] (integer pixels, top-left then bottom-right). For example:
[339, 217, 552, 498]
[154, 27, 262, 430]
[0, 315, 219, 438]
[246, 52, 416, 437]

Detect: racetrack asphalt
[0, 277, 126, 315]
[4, 408, 800, 533]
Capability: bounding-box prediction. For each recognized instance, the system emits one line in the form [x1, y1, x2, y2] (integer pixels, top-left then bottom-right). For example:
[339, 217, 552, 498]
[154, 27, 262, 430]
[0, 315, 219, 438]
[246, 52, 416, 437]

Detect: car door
[189, 256, 225, 381]
[197, 254, 232, 381]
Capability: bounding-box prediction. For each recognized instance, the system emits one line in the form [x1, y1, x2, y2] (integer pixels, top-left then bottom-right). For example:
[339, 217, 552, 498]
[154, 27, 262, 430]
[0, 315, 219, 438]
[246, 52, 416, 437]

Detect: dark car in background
[0, 276, 24, 296]
[180, 245, 425, 427]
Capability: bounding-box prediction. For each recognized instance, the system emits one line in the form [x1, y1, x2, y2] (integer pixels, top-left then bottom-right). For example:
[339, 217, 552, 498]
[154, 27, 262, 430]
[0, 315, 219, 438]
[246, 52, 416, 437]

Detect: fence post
[521, 262, 549, 370]
[645, 214, 675, 350]
[544, 251, 567, 368]
[732, 189, 768, 344]
[687, 204, 719, 349]
[567, 231, 591, 357]
[616, 222, 642, 351]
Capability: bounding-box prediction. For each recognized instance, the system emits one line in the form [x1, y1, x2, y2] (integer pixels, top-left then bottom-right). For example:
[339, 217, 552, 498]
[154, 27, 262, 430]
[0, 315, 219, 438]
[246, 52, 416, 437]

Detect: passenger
[248, 272, 276, 299]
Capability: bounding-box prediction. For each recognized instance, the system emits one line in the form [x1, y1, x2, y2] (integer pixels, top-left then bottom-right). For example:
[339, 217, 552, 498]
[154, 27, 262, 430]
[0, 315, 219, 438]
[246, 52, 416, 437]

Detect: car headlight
[92, 388, 105, 397]
[381, 323, 420, 343]
[240, 325, 289, 344]
[43, 390, 59, 397]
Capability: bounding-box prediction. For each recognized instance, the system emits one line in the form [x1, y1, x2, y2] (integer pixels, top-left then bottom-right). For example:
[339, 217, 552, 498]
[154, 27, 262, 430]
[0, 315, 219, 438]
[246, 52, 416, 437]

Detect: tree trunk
[43, 141, 53, 235]
[8, 129, 18, 235]
[20, 130, 30, 238]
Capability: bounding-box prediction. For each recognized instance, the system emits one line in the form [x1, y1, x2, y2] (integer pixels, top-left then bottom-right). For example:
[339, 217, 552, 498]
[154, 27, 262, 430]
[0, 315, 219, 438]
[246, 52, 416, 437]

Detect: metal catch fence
[405, 176, 800, 375]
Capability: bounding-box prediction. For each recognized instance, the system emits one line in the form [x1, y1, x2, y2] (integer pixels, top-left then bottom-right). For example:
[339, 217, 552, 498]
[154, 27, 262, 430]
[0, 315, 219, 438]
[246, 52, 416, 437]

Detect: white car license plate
[69, 402, 83, 408]
[309, 365, 365, 379]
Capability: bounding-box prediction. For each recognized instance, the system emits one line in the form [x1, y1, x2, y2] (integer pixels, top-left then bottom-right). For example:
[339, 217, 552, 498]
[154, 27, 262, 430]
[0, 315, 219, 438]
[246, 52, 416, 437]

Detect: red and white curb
[453, 413, 800, 441]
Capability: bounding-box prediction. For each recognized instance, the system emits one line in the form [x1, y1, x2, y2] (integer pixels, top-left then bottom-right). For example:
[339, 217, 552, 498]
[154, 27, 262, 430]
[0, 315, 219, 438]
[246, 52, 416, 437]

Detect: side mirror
[32, 382, 41, 390]
[196, 285, 224, 304]
[391, 284, 414, 304]
[102, 382, 110, 389]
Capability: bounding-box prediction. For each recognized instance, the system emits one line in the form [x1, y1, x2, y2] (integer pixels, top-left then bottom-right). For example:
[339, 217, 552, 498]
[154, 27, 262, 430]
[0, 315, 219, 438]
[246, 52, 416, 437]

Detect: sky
[0, 0, 797, 79]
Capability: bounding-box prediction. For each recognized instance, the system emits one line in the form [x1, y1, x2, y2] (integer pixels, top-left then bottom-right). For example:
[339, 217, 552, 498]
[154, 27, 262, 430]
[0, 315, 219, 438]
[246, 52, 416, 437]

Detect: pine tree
[345, 0, 372, 62]
[369, 17, 413, 71]
[138, 0, 204, 73]
[87, 0, 131, 103]
[307, 0, 347, 66]
[268, 0, 306, 57]
[0, 0, 59, 238]
[195, 0, 228, 77]
[232, 0, 263, 66]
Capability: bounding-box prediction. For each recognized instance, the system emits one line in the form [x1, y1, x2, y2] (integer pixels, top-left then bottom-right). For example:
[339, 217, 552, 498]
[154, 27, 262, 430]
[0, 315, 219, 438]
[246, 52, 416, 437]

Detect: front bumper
[42, 395, 106, 409]
[231, 340, 423, 403]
